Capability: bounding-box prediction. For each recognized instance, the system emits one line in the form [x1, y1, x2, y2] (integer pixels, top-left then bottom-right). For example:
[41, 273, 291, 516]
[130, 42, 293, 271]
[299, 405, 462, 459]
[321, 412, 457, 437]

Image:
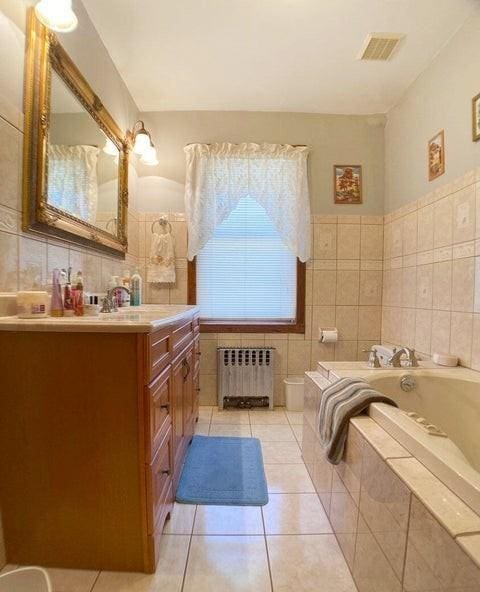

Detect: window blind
[196, 196, 297, 321]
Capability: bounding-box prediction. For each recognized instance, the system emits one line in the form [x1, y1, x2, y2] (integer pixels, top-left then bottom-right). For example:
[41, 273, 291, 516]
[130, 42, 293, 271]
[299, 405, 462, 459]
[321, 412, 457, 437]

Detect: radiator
[217, 347, 275, 409]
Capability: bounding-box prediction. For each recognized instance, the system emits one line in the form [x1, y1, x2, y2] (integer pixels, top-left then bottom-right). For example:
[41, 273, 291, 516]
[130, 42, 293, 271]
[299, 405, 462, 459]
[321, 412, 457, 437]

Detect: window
[188, 196, 305, 332]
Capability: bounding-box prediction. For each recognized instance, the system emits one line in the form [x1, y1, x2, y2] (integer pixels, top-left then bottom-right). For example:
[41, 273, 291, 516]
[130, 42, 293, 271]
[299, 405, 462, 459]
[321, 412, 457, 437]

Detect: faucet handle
[363, 349, 381, 368]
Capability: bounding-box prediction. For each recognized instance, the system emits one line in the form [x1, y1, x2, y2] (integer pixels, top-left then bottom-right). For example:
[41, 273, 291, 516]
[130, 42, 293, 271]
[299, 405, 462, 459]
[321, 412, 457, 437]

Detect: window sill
[199, 320, 305, 334]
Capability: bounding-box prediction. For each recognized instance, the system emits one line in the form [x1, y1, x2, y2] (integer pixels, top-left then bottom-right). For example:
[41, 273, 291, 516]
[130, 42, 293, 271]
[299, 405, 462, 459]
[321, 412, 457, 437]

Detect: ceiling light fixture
[127, 120, 158, 166]
[35, 0, 78, 33]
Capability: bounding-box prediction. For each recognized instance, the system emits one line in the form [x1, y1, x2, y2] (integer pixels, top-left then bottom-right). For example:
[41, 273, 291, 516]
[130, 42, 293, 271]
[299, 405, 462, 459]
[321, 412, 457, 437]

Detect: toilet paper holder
[319, 327, 338, 343]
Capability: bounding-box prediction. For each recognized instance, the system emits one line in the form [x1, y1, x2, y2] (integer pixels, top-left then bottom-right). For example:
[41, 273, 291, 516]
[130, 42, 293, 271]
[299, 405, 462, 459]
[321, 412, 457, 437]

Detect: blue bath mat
[176, 435, 268, 506]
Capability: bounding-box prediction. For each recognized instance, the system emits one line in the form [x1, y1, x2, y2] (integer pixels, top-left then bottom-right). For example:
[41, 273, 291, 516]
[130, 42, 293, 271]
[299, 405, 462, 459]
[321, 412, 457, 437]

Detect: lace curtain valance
[183, 142, 311, 262]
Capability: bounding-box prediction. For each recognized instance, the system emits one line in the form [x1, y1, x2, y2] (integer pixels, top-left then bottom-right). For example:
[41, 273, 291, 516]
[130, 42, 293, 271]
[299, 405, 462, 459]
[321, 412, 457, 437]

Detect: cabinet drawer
[147, 328, 171, 383]
[145, 365, 171, 462]
[146, 426, 173, 535]
[172, 321, 194, 359]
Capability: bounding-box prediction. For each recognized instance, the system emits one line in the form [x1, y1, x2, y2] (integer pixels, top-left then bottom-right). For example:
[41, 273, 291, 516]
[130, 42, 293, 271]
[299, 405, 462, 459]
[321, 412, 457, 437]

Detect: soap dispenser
[131, 269, 143, 306]
[50, 268, 64, 317]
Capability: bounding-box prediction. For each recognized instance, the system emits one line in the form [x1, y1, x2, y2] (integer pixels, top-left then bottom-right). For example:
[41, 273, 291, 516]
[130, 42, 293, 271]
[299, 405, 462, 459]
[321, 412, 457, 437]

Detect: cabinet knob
[161, 469, 171, 476]
[160, 403, 170, 410]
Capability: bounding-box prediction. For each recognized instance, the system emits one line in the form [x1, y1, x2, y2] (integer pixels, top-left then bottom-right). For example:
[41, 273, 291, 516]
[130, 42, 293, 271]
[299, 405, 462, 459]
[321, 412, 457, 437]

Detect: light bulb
[103, 137, 118, 156]
[140, 145, 159, 166]
[35, 0, 78, 33]
[133, 130, 150, 156]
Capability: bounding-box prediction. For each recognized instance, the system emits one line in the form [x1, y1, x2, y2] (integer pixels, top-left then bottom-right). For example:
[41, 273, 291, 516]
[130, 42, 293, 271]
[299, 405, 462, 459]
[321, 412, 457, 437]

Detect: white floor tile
[261, 441, 303, 464]
[251, 425, 296, 442]
[267, 535, 357, 592]
[264, 464, 315, 493]
[183, 536, 271, 592]
[163, 503, 196, 535]
[263, 493, 332, 535]
[92, 535, 190, 592]
[209, 424, 252, 437]
[286, 411, 304, 425]
[193, 505, 264, 535]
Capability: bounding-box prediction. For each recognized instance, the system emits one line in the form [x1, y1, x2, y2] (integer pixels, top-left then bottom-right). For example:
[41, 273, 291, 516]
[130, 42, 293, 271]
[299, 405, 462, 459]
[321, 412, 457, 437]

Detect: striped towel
[319, 377, 397, 465]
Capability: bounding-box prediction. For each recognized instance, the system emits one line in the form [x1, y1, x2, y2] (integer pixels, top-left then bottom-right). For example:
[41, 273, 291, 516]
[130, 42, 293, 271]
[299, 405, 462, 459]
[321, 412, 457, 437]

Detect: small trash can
[284, 376, 305, 411]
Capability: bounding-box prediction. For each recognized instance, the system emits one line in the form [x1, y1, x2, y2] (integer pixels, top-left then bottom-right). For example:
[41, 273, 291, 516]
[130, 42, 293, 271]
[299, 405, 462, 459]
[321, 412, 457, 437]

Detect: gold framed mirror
[23, 9, 129, 256]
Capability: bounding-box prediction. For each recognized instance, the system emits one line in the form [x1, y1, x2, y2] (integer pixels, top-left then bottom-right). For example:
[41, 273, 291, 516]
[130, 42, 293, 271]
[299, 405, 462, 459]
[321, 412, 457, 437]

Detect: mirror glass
[48, 70, 120, 235]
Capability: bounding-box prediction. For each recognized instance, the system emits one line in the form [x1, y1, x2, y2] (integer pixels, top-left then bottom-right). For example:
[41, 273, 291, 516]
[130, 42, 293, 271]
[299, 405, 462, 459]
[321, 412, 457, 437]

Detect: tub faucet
[387, 347, 419, 368]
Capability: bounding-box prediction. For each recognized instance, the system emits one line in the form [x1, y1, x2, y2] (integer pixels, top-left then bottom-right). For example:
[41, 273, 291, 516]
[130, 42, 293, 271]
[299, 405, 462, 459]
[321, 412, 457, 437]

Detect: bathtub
[362, 369, 480, 516]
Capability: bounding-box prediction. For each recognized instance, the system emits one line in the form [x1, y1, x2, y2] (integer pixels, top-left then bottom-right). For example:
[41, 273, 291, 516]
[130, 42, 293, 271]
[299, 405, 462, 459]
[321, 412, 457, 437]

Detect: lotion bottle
[130, 269, 143, 306]
[73, 271, 84, 316]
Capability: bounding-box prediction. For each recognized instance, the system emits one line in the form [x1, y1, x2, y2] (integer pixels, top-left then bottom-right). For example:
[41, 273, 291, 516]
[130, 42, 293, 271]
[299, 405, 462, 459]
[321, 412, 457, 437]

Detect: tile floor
[0, 407, 358, 592]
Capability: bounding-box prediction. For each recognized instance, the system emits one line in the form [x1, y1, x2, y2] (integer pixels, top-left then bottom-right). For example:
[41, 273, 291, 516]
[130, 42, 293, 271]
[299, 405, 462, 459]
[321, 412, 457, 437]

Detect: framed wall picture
[428, 130, 445, 181]
[333, 165, 362, 204]
[473, 92, 480, 142]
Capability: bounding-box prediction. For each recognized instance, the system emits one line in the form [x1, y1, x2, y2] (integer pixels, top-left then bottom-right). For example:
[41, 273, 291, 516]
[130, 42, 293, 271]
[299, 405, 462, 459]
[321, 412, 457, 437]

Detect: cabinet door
[171, 355, 185, 463]
[183, 346, 195, 441]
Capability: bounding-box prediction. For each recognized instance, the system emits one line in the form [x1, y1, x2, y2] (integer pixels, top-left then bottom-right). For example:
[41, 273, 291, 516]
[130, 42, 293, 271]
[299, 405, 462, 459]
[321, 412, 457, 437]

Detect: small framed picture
[428, 130, 445, 181]
[473, 92, 480, 142]
[333, 165, 362, 204]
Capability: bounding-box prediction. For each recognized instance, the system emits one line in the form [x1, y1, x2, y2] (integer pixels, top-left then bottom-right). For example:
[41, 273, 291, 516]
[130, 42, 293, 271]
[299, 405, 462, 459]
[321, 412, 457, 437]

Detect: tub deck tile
[350, 416, 411, 460]
[388, 457, 480, 537]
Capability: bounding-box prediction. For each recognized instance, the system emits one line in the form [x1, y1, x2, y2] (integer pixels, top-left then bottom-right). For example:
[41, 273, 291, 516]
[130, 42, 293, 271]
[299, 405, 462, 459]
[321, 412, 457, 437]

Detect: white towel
[147, 231, 176, 283]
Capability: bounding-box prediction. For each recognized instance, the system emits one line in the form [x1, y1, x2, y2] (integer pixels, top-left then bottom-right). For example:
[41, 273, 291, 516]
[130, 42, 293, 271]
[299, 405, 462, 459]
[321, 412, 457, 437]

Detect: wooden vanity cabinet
[0, 311, 200, 574]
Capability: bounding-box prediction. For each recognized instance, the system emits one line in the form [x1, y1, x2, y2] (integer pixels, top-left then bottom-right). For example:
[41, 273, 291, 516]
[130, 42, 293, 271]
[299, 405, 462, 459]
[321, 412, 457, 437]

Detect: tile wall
[382, 166, 480, 370]
[139, 213, 384, 406]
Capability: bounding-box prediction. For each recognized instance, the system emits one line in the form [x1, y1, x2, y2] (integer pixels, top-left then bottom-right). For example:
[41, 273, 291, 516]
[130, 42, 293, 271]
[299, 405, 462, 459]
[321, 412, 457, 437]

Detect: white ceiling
[82, 0, 477, 114]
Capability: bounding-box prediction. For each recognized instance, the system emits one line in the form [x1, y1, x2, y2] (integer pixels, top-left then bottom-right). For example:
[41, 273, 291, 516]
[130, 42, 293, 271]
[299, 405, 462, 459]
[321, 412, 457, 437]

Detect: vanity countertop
[0, 304, 200, 333]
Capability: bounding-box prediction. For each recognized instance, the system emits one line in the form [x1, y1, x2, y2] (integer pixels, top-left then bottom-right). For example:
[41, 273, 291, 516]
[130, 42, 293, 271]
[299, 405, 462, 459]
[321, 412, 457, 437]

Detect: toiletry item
[123, 270, 131, 290]
[432, 352, 458, 367]
[72, 271, 84, 316]
[17, 291, 49, 319]
[130, 269, 143, 306]
[50, 268, 64, 317]
[63, 266, 74, 316]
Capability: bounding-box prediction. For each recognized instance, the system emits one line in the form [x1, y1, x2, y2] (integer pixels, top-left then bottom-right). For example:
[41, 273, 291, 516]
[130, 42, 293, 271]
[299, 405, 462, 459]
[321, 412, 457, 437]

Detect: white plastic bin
[284, 376, 305, 411]
[0, 567, 52, 592]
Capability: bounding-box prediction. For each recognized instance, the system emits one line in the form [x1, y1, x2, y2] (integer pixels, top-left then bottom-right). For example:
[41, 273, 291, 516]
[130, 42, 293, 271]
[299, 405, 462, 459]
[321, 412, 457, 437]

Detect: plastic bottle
[50, 268, 64, 317]
[63, 267, 74, 316]
[73, 271, 84, 316]
[130, 269, 143, 306]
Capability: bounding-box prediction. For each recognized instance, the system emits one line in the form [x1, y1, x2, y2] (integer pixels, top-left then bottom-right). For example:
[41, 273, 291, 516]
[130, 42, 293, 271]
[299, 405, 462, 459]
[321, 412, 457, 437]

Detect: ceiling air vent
[358, 33, 404, 61]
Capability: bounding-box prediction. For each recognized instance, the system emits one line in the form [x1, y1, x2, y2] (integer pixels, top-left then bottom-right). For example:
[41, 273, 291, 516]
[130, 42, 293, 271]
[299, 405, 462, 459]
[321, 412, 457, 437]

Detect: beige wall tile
[414, 309, 432, 355]
[334, 341, 357, 361]
[199, 374, 217, 406]
[471, 314, 480, 371]
[0, 118, 22, 212]
[361, 225, 383, 260]
[314, 224, 337, 260]
[18, 236, 47, 290]
[287, 340, 312, 374]
[451, 257, 475, 312]
[434, 196, 453, 249]
[335, 306, 359, 340]
[401, 308, 416, 347]
[415, 264, 433, 309]
[337, 224, 361, 260]
[431, 310, 451, 354]
[402, 211, 418, 255]
[452, 185, 476, 244]
[358, 306, 382, 340]
[432, 260, 452, 311]
[313, 270, 337, 305]
[336, 270, 360, 305]
[402, 267, 417, 308]
[359, 270, 382, 305]
[450, 312, 473, 366]
[0, 230, 18, 291]
[311, 341, 335, 365]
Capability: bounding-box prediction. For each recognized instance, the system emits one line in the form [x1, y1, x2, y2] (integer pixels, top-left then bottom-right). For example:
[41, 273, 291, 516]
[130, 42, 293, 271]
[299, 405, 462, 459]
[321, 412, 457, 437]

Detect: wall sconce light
[127, 120, 159, 166]
[35, 0, 78, 33]
[103, 137, 118, 156]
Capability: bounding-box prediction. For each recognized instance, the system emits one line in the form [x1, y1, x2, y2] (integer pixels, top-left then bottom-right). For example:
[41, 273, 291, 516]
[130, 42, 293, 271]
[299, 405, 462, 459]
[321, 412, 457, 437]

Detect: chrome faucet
[363, 348, 381, 368]
[100, 286, 131, 313]
[387, 347, 419, 368]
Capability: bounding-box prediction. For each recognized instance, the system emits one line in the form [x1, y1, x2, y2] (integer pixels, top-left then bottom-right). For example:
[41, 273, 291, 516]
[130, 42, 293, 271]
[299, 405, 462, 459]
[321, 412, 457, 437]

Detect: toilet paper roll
[320, 328, 338, 343]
